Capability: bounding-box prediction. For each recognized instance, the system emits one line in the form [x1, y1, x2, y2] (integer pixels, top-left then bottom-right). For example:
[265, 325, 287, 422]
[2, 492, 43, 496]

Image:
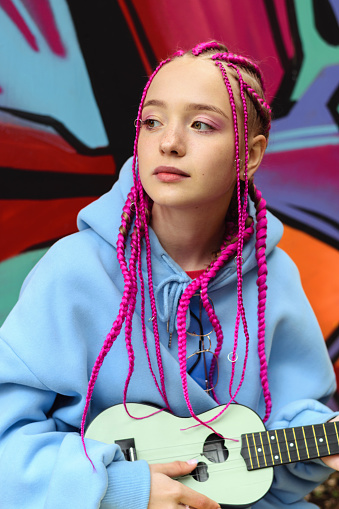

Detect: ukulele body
[85, 403, 273, 508]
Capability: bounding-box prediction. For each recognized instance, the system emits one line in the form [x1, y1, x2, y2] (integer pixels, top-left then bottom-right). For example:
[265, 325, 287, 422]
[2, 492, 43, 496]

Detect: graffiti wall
[1, 0, 338, 398]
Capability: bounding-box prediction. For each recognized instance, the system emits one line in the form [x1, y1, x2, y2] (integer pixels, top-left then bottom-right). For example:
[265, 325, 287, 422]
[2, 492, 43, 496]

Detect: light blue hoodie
[0, 157, 336, 508]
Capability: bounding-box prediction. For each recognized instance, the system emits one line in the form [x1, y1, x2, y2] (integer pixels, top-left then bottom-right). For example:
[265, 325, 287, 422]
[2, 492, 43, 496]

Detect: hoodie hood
[77, 157, 284, 333]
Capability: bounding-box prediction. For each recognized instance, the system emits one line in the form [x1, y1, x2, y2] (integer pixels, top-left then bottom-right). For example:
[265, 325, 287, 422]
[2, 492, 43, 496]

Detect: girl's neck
[150, 204, 227, 271]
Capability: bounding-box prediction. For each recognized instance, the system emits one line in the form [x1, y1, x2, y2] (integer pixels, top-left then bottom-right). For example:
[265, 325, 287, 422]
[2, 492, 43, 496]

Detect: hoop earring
[134, 119, 143, 128]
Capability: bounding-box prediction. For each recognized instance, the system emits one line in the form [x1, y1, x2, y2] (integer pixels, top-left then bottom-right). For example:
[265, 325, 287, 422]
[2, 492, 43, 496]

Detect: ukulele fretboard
[241, 421, 339, 470]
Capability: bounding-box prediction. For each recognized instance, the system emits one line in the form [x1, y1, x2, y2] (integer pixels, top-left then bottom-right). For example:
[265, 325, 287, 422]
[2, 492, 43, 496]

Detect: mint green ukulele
[85, 403, 339, 508]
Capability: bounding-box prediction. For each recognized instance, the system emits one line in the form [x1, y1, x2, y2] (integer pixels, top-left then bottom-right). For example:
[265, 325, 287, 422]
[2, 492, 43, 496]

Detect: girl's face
[137, 56, 240, 216]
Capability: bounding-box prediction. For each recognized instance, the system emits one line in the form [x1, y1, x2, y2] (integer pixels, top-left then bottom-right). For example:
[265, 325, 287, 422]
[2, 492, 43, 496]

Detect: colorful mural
[1, 0, 338, 399]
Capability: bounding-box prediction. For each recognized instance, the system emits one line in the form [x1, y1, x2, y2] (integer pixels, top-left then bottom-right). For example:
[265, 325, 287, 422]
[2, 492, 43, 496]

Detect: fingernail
[186, 458, 198, 465]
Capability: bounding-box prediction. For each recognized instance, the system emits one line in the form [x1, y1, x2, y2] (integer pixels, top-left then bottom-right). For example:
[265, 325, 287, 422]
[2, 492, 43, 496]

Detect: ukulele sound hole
[191, 461, 209, 482]
[203, 433, 229, 463]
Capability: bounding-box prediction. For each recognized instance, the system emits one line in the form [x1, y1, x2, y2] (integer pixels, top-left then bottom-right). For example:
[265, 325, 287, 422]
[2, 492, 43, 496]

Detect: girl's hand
[148, 460, 220, 508]
[321, 416, 339, 470]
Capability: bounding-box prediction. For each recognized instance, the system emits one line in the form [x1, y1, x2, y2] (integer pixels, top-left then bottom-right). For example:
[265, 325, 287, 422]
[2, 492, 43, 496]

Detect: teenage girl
[0, 41, 338, 508]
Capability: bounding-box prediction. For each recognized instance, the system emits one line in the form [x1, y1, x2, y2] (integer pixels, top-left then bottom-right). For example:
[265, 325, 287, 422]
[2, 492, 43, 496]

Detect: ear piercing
[233, 158, 243, 168]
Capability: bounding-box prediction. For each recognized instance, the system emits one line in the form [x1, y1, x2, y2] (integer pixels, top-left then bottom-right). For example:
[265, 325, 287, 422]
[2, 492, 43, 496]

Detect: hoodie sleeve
[0, 237, 151, 509]
[253, 247, 338, 508]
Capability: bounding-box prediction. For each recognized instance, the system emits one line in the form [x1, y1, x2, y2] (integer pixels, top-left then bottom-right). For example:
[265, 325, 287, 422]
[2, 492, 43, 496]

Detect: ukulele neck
[241, 421, 339, 470]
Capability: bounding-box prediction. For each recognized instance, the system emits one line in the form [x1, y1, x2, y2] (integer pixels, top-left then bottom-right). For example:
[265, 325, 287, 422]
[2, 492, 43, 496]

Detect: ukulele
[85, 403, 339, 508]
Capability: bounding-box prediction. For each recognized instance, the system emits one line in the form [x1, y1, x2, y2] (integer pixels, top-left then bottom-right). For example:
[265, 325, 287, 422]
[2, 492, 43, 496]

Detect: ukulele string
[178, 466, 270, 484]
[169, 460, 265, 480]
[130, 432, 337, 465]
[133, 435, 242, 456]
[145, 454, 252, 474]
[131, 436, 243, 459]
[133, 444, 249, 466]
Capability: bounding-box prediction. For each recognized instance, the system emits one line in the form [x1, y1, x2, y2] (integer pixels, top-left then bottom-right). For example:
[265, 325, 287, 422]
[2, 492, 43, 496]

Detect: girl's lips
[153, 166, 190, 182]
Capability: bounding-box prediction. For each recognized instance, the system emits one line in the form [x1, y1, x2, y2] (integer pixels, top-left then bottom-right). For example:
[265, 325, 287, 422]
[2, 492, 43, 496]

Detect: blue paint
[0, 0, 108, 148]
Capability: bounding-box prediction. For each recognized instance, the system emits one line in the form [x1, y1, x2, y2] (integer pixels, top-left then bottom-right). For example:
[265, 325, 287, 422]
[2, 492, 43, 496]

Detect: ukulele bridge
[115, 438, 137, 461]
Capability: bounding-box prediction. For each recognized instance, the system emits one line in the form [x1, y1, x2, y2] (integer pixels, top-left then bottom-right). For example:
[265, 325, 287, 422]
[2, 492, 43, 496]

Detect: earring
[233, 159, 243, 169]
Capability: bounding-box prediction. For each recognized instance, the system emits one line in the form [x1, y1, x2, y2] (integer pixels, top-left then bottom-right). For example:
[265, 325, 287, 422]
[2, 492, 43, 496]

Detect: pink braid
[242, 84, 271, 116]
[176, 276, 227, 434]
[177, 236, 254, 428]
[131, 58, 173, 411]
[122, 210, 169, 420]
[213, 52, 271, 419]
[133, 215, 169, 408]
[80, 234, 136, 467]
[198, 233, 240, 403]
[122, 233, 138, 410]
[211, 52, 266, 92]
[227, 63, 251, 401]
[119, 200, 139, 404]
[250, 184, 272, 422]
[172, 49, 185, 57]
[241, 83, 272, 136]
[201, 226, 254, 403]
[213, 60, 248, 402]
[229, 57, 272, 420]
[80, 188, 141, 466]
[192, 41, 223, 55]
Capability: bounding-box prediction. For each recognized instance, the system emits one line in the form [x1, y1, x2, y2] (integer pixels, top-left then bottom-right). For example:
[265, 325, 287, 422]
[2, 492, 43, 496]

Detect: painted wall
[1, 0, 338, 399]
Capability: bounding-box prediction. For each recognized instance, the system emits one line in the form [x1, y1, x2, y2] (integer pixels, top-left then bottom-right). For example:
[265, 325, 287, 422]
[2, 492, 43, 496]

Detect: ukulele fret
[241, 421, 339, 471]
[244, 433, 254, 470]
[313, 423, 337, 457]
[275, 429, 288, 464]
[327, 421, 339, 455]
[265, 430, 275, 466]
[312, 426, 320, 457]
[259, 432, 268, 467]
[252, 433, 261, 468]
[322, 423, 330, 455]
[292, 427, 301, 461]
[284, 427, 299, 463]
[302, 426, 312, 458]
[252, 432, 266, 469]
[283, 429, 291, 462]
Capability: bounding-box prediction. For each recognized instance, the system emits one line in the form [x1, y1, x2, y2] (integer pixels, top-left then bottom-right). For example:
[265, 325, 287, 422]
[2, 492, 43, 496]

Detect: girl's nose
[159, 126, 185, 156]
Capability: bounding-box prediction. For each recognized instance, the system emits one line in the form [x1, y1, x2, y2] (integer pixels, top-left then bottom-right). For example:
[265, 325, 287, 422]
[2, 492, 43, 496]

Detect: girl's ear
[241, 134, 267, 180]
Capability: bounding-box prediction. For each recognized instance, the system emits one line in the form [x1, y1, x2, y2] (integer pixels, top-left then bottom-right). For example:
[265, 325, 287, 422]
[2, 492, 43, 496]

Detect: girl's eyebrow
[186, 103, 227, 118]
[142, 99, 227, 119]
[143, 99, 166, 109]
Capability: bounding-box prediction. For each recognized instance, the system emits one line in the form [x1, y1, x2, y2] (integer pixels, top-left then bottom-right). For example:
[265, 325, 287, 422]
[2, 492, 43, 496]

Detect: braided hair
[81, 41, 273, 464]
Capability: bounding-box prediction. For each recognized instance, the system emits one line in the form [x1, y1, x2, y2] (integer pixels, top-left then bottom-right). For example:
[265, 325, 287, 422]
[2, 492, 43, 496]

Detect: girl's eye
[142, 119, 161, 129]
[191, 120, 214, 131]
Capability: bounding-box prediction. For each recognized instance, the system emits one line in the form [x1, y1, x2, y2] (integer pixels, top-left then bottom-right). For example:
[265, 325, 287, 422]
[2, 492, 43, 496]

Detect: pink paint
[273, 0, 295, 59]
[131, 0, 283, 101]
[117, 0, 152, 75]
[0, 0, 39, 51]
[0, 0, 66, 56]
[21, 0, 66, 57]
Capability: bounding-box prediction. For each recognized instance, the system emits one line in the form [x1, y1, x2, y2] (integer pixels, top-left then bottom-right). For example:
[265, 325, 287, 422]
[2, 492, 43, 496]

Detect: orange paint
[278, 225, 339, 341]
